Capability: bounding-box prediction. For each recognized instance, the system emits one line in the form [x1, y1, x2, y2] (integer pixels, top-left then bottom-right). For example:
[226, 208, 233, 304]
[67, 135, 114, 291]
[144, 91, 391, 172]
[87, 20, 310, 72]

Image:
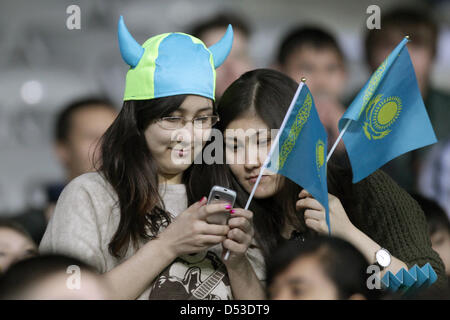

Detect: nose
[173, 125, 193, 147]
[243, 143, 261, 170]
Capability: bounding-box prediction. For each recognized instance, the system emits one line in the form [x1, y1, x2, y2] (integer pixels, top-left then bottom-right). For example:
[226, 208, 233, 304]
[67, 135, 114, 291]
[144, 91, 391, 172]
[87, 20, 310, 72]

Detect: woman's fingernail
[225, 205, 232, 209]
[199, 196, 206, 202]
[230, 209, 235, 214]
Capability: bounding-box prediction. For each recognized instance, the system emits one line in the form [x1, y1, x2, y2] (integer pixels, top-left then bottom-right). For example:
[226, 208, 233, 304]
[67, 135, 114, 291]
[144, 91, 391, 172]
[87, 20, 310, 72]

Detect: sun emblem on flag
[363, 94, 402, 140]
[316, 139, 325, 177]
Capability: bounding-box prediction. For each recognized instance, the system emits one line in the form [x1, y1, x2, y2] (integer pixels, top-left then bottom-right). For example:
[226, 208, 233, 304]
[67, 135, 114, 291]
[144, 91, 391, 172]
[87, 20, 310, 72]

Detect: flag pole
[327, 35, 410, 164]
[223, 78, 306, 261]
[326, 119, 351, 163]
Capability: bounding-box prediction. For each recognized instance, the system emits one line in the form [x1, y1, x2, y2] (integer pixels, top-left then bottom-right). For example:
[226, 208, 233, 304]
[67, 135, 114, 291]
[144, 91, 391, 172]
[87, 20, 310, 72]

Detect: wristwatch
[374, 248, 391, 270]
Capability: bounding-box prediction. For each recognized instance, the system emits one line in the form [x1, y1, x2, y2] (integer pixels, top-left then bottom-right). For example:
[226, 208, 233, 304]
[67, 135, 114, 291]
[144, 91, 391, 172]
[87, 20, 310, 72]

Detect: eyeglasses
[156, 115, 220, 130]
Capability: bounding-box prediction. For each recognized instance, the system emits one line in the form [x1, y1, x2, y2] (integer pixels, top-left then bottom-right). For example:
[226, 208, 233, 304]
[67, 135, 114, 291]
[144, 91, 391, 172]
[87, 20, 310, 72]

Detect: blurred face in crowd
[369, 31, 434, 96]
[55, 105, 117, 181]
[200, 28, 253, 98]
[225, 112, 281, 198]
[269, 254, 340, 300]
[16, 271, 109, 300]
[144, 95, 213, 182]
[268, 254, 365, 300]
[0, 228, 37, 273]
[280, 45, 347, 101]
[430, 228, 450, 276]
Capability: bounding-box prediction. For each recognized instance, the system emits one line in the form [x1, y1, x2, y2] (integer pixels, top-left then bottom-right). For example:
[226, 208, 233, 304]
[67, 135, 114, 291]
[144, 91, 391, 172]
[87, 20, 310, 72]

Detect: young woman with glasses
[39, 18, 264, 300]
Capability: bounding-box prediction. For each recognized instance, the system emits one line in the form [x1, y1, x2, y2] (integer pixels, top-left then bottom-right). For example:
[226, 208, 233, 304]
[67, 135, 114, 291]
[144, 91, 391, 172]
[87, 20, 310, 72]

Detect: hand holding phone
[206, 186, 236, 225]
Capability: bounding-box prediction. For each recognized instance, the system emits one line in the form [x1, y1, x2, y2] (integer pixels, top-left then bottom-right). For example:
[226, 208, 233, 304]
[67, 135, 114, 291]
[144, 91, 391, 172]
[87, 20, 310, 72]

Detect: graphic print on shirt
[148, 250, 231, 300]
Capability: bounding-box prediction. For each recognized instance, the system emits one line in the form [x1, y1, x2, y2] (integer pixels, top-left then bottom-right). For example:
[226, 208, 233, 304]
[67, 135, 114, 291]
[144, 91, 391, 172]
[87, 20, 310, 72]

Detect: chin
[164, 162, 192, 175]
[243, 179, 277, 199]
[254, 190, 275, 199]
[249, 185, 276, 199]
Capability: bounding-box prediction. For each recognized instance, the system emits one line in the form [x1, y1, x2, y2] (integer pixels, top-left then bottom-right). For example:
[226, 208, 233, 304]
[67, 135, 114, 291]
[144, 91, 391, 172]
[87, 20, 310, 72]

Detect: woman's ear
[348, 293, 367, 300]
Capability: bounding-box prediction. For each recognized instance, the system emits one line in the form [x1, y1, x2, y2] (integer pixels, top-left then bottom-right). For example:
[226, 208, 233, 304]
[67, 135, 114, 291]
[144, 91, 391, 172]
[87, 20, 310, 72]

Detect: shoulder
[66, 172, 110, 192]
[40, 172, 119, 270]
[61, 172, 117, 203]
[52, 172, 119, 228]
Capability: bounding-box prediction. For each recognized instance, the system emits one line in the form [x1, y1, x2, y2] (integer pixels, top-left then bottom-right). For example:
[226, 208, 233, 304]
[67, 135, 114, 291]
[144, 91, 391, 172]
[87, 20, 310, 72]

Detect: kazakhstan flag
[268, 82, 330, 230]
[339, 37, 437, 183]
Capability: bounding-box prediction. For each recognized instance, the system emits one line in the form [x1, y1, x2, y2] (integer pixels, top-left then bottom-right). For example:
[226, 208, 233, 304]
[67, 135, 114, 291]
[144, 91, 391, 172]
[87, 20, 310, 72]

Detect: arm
[297, 190, 407, 276]
[226, 257, 265, 300]
[102, 198, 234, 299]
[343, 223, 408, 277]
[300, 168, 447, 289]
[222, 208, 265, 300]
[101, 237, 176, 299]
[41, 184, 232, 300]
[39, 177, 166, 300]
[354, 170, 447, 289]
[39, 176, 107, 272]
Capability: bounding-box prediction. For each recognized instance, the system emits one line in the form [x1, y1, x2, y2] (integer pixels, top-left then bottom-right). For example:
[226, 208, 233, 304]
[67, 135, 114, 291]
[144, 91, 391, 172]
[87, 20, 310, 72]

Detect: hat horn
[208, 24, 234, 68]
[118, 16, 145, 68]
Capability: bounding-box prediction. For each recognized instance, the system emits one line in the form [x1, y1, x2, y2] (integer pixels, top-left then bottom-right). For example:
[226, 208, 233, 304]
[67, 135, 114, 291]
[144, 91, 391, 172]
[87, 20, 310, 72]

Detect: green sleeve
[349, 169, 447, 291]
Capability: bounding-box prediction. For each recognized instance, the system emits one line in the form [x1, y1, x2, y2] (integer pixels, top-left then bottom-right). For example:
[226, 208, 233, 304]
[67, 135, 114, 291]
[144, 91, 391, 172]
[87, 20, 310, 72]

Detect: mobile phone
[206, 185, 236, 225]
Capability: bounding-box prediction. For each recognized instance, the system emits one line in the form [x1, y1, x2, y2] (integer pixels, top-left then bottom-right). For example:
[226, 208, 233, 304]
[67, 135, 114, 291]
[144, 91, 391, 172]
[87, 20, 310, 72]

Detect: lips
[169, 147, 191, 157]
[247, 175, 269, 184]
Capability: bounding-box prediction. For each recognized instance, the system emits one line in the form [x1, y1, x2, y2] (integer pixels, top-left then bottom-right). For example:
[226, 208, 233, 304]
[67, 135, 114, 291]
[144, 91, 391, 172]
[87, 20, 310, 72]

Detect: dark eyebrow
[286, 277, 305, 286]
[194, 107, 214, 115]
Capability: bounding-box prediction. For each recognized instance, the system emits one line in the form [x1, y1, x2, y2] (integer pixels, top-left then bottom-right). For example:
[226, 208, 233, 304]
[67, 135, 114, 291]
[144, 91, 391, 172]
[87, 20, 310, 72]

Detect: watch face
[376, 249, 391, 268]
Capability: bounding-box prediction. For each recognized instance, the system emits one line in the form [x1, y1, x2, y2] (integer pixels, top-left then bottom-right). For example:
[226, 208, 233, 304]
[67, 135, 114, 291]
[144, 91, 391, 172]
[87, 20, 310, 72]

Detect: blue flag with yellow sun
[339, 37, 437, 183]
[267, 82, 330, 231]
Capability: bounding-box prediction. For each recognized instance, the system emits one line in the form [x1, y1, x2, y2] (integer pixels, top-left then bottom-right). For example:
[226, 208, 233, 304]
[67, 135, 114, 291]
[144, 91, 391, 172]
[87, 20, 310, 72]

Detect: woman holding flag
[190, 68, 447, 291]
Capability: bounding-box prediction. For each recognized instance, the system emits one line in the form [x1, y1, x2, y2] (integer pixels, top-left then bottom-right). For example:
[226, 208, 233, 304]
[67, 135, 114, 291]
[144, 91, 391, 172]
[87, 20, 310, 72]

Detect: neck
[159, 172, 183, 185]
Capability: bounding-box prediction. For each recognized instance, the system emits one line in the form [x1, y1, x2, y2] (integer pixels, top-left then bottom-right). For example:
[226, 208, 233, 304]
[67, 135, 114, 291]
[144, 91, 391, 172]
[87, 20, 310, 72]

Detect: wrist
[225, 255, 250, 272]
[152, 234, 177, 261]
[224, 252, 248, 269]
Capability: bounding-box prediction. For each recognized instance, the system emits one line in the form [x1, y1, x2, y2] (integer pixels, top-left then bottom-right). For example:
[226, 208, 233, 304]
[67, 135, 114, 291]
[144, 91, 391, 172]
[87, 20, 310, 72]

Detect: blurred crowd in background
[0, 0, 450, 299]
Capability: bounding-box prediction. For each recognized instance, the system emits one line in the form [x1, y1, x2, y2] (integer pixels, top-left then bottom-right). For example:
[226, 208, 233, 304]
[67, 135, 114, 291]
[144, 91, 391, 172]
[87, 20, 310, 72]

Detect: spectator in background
[413, 194, 450, 281]
[418, 139, 450, 218]
[0, 219, 38, 274]
[275, 26, 348, 166]
[364, 7, 450, 193]
[191, 13, 254, 99]
[266, 236, 379, 300]
[13, 97, 118, 243]
[0, 254, 109, 299]
[54, 97, 118, 186]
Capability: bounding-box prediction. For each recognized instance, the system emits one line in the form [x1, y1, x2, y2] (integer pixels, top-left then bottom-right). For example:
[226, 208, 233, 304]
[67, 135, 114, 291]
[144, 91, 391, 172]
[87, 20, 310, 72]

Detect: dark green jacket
[328, 164, 447, 291]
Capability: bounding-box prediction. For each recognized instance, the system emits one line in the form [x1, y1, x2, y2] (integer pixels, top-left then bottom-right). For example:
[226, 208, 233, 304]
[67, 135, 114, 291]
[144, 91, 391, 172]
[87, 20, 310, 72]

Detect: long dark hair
[188, 69, 315, 259]
[98, 95, 189, 258]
